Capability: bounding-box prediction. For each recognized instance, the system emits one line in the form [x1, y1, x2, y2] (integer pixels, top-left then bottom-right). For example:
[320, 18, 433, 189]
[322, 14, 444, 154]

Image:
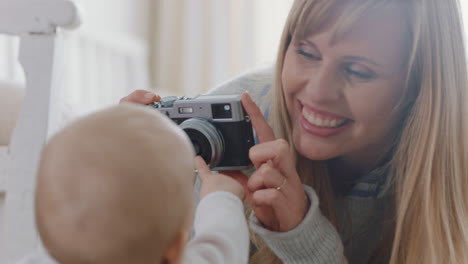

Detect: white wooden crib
[0, 0, 81, 262]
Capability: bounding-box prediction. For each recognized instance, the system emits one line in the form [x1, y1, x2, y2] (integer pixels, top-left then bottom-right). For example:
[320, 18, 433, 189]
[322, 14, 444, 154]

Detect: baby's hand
[195, 156, 245, 200]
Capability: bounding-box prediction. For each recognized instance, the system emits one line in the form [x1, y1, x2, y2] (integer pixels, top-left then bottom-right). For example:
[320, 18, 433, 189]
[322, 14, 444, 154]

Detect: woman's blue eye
[295, 48, 377, 81]
[296, 49, 320, 60]
[345, 65, 376, 80]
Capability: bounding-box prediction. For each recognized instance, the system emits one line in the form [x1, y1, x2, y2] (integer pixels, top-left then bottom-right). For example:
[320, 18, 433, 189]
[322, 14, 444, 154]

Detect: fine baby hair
[35, 104, 195, 264]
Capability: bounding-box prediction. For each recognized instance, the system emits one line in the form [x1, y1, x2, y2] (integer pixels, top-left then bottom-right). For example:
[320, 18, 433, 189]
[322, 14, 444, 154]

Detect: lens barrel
[179, 118, 224, 168]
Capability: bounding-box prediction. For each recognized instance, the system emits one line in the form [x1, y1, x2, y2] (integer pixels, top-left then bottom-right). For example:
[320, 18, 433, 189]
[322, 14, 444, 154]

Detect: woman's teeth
[302, 108, 347, 128]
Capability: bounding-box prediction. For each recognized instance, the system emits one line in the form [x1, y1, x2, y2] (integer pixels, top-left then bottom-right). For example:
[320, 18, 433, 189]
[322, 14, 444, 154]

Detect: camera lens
[180, 118, 224, 168]
[192, 142, 201, 155]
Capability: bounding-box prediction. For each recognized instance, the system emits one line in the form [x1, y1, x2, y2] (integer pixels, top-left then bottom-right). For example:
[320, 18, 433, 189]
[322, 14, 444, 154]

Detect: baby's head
[35, 104, 195, 264]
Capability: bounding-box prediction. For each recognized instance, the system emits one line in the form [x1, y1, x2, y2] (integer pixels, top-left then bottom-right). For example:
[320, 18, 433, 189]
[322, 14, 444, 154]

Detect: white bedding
[0, 81, 78, 146]
[0, 81, 24, 146]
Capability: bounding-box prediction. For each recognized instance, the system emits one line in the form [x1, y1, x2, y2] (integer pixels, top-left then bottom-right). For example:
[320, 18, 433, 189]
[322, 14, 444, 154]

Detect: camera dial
[159, 96, 179, 107]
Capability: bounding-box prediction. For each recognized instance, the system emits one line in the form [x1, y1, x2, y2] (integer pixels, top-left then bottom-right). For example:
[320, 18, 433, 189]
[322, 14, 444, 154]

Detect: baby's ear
[161, 230, 189, 264]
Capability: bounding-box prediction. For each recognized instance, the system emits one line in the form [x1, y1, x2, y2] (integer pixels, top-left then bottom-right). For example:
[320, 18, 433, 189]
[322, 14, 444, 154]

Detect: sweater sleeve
[183, 192, 250, 264]
[249, 185, 348, 264]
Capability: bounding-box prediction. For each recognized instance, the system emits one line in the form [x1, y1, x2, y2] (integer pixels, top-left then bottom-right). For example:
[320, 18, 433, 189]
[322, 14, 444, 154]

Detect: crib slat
[1, 34, 64, 263]
[0, 1, 81, 262]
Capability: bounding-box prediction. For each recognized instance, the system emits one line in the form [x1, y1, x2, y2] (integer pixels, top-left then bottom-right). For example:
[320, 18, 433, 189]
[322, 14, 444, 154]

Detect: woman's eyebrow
[343, 56, 384, 68]
[298, 39, 324, 57]
[302, 39, 320, 51]
[302, 37, 387, 69]
[303, 39, 384, 68]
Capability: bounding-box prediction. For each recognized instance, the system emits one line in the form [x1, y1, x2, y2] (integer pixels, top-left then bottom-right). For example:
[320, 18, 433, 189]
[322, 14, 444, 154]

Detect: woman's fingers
[119, 90, 161, 104]
[250, 186, 308, 232]
[247, 162, 286, 192]
[245, 137, 309, 232]
[249, 139, 295, 174]
[251, 188, 287, 207]
[251, 188, 289, 231]
[241, 93, 275, 143]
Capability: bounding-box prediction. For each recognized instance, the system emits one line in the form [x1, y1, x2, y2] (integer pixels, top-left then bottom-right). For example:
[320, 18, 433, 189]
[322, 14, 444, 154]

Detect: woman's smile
[298, 102, 353, 137]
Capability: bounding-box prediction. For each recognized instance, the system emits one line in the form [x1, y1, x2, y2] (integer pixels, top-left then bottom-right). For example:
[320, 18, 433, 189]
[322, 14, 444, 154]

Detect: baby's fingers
[195, 156, 212, 182]
[220, 170, 249, 189]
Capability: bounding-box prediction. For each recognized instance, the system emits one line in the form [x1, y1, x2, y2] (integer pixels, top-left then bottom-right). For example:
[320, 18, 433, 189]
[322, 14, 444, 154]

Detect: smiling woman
[208, 0, 468, 263]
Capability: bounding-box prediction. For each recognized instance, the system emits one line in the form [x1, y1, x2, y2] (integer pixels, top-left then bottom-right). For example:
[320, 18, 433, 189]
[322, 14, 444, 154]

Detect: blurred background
[0, 0, 467, 116]
[0, 0, 293, 116]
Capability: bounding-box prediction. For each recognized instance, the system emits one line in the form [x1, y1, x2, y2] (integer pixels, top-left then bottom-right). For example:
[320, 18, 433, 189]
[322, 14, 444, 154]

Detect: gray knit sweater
[203, 67, 393, 264]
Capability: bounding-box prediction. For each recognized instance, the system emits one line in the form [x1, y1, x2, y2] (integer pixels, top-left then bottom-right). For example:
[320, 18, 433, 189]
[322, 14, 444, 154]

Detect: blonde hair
[250, 0, 468, 263]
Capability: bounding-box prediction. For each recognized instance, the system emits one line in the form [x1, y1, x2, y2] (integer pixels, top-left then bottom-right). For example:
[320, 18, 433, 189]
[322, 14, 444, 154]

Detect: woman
[121, 0, 468, 263]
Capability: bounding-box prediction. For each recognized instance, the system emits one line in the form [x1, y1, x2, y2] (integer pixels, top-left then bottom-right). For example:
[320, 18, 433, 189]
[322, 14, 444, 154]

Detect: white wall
[151, 0, 293, 96]
[0, 0, 154, 116]
[251, 0, 293, 67]
[58, 0, 153, 115]
[0, 36, 23, 84]
[0, 0, 292, 105]
[75, 0, 151, 41]
[462, 0, 468, 45]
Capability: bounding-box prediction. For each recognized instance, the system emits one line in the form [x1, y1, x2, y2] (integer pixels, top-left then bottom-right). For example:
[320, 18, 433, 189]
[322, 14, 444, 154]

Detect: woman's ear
[161, 229, 189, 264]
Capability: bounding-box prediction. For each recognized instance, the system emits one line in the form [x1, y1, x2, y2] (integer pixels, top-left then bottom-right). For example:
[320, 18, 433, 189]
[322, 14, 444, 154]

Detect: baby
[19, 104, 249, 264]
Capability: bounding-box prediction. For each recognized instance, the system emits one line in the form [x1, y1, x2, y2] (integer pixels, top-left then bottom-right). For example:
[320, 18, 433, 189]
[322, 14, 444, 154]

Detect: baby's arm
[183, 192, 249, 264]
[14, 247, 58, 264]
[182, 157, 249, 264]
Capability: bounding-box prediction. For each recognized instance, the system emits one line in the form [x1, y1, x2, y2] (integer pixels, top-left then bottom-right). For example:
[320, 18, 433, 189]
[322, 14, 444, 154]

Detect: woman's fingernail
[144, 92, 155, 99]
[244, 92, 252, 102]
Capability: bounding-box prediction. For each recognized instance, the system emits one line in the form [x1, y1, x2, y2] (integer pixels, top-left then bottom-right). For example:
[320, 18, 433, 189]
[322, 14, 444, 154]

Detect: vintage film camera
[148, 94, 255, 171]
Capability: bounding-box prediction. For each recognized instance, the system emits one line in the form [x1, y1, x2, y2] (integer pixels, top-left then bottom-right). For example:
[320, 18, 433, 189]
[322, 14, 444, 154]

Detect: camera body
[148, 94, 254, 171]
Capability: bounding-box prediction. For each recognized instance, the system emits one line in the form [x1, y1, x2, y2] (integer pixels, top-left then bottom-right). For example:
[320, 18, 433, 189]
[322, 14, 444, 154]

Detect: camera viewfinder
[212, 104, 232, 119]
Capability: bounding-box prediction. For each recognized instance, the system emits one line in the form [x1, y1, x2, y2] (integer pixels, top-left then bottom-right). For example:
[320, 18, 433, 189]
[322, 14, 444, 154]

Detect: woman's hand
[119, 90, 161, 104]
[241, 93, 309, 232]
[196, 156, 246, 200]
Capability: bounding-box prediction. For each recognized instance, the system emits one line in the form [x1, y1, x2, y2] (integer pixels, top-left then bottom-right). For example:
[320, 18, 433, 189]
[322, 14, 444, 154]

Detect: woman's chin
[293, 136, 340, 161]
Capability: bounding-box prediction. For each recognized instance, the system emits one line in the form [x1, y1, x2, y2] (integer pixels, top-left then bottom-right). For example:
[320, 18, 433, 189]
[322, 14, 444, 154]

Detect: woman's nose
[305, 64, 343, 103]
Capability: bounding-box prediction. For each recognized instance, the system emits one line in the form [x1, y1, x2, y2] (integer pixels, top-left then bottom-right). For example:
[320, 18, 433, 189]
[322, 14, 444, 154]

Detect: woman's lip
[299, 101, 350, 120]
[295, 101, 353, 137]
[300, 116, 353, 137]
